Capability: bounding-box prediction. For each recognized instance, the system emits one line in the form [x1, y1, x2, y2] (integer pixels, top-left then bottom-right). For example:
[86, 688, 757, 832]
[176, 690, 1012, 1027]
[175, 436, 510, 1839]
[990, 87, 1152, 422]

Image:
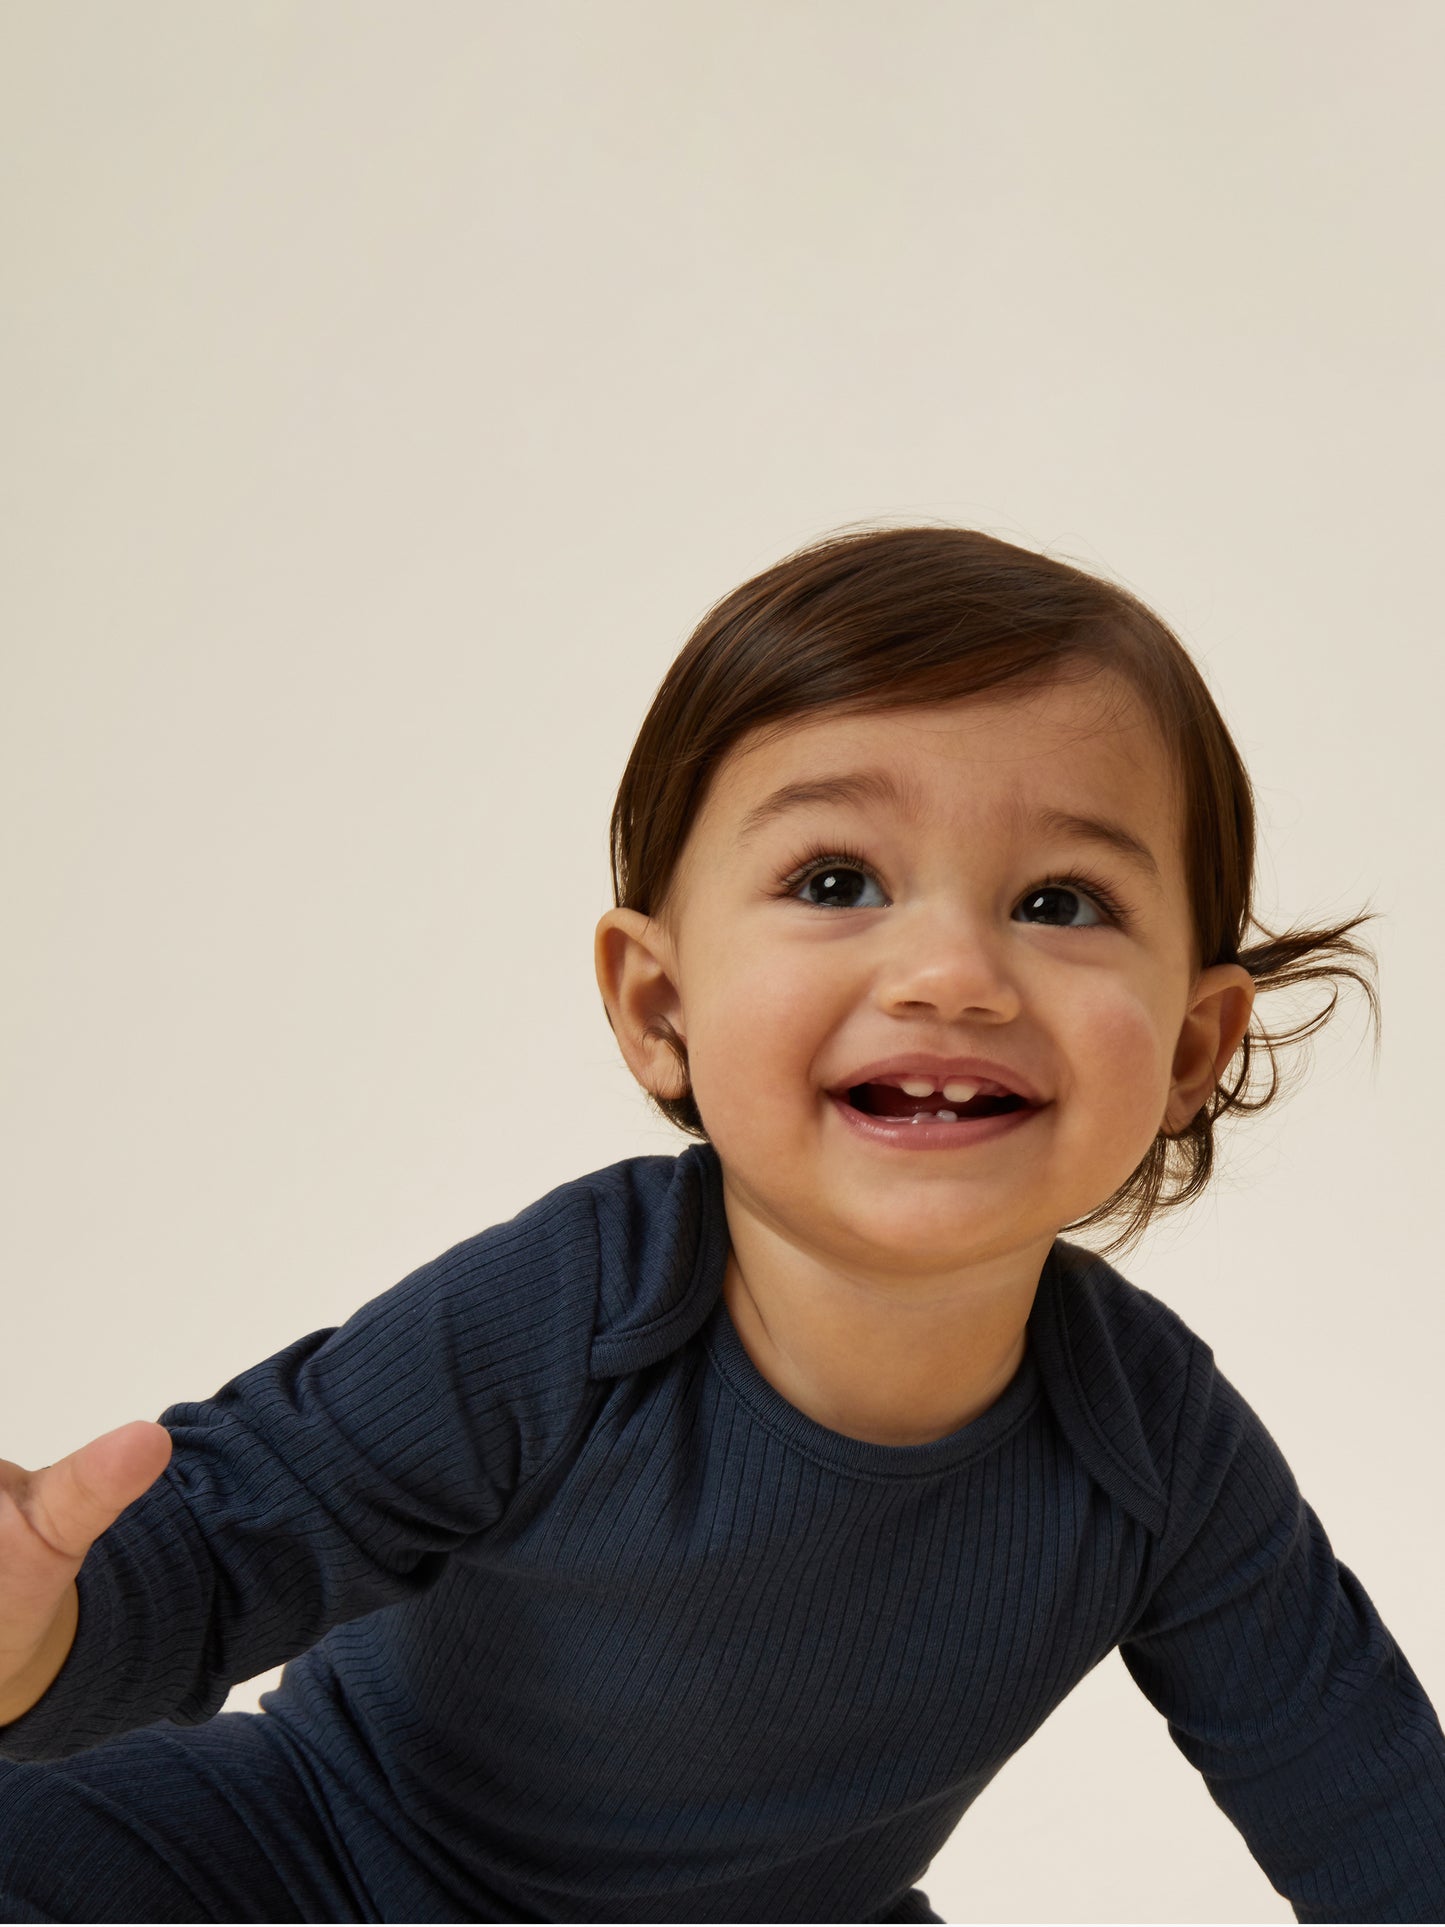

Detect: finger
[22, 1420, 173, 1562]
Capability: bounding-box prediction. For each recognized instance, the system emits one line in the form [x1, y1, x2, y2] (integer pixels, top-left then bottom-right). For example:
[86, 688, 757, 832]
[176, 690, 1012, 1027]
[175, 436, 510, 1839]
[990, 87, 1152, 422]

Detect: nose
[875, 909, 1023, 1022]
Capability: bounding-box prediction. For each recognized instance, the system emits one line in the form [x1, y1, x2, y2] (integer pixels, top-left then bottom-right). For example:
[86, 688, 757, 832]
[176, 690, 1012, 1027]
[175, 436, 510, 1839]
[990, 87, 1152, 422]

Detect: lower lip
[827, 1090, 1047, 1150]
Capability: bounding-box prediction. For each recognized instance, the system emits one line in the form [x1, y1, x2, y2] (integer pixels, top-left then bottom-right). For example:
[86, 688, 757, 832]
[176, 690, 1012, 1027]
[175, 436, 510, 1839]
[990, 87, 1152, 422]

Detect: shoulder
[1030, 1238, 1219, 1538]
[413, 1140, 727, 1383]
[582, 1141, 730, 1376]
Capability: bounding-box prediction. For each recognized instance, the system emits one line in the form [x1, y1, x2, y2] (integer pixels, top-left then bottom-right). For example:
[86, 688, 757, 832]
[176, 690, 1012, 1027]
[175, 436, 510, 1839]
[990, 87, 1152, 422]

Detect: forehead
[710, 674, 1175, 827]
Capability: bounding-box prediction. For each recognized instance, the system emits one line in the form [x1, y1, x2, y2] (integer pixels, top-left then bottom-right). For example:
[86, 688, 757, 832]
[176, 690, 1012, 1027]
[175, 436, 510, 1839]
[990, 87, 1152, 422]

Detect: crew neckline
[679, 1138, 1049, 1479]
[703, 1287, 1042, 1479]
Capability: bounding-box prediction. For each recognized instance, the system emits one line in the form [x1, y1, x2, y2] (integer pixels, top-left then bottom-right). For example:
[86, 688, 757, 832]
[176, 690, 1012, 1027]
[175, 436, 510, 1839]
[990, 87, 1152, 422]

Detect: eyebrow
[735, 766, 1161, 882]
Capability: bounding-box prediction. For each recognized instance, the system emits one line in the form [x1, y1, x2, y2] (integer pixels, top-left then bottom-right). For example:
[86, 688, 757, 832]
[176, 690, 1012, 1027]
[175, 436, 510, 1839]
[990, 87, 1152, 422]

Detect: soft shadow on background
[2, 4, 1441, 1921]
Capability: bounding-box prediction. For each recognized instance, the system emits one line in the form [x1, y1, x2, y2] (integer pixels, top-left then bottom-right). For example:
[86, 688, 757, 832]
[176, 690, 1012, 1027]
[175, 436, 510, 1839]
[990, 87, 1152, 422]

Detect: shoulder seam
[586, 1150, 727, 1378]
[1156, 1331, 1213, 1574]
[1046, 1249, 1169, 1533]
[491, 1187, 609, 1536]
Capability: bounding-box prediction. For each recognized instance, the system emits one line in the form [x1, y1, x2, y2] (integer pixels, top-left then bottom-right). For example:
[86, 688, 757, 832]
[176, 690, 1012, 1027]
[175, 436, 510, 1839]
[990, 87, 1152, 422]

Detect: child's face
[596, 672, 1254, 1274]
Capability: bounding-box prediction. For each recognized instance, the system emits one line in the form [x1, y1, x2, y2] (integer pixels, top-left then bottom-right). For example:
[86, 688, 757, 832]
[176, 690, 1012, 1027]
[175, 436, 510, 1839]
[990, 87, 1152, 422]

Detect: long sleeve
[0, 1190, 598, 1763]
[1118, 1339, 1445, 1922]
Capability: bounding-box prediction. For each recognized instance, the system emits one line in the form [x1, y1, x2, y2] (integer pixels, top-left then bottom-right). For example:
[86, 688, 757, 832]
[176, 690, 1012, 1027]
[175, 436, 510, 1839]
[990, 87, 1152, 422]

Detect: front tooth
[942, 1079, 981, 1102]
[898, 1078, 936, 1097]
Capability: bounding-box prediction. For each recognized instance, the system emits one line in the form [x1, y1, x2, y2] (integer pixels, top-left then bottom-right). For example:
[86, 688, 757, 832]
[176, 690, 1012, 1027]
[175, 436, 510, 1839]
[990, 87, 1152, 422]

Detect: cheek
[685, 963, 833, 1122]
[719, 949, 830, 1038]
[1072, 989, 1172, 1119]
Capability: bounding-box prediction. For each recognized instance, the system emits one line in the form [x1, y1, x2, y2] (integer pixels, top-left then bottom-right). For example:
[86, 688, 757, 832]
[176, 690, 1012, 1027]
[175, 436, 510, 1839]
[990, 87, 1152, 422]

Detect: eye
[1015, 881, 1116, 929]
[774, 842, 1130, 930]
[778, 844, 887, 911]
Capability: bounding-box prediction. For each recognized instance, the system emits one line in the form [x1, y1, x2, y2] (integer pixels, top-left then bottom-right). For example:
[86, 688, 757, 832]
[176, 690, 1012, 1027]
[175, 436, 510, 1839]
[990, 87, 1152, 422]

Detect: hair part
[603, 521, 1380, 1260]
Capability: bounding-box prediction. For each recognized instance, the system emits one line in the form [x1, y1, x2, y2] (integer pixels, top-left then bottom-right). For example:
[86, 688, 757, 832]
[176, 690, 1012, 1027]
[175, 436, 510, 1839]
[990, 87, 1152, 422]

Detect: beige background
[2, 3, 1441, 1920]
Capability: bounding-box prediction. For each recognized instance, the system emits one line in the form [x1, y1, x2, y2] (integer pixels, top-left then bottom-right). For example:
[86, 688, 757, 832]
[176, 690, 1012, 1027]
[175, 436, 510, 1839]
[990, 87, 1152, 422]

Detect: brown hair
[604, 522, 1380, 1260]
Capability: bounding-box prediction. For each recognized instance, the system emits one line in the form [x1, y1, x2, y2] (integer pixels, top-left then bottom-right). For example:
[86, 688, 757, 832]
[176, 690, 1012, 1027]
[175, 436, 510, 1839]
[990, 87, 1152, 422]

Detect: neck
[720, 1245, 1040, 1448]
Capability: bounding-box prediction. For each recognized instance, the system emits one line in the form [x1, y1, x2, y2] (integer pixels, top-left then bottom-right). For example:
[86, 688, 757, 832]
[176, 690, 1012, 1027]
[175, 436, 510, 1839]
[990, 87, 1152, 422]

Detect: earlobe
[593, 910, 689, 1101]
[1163, 964, 1256, 1136]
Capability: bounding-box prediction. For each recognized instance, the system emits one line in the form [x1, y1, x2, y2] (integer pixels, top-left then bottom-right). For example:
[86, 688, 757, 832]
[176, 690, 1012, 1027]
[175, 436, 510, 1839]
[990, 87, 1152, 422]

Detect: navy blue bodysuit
[1, 1140, 1443, 1922]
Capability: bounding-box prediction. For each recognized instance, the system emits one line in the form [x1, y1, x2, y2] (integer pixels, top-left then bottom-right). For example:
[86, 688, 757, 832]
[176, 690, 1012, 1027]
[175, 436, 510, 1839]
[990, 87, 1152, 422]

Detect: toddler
[2, 525, 1442, 1923]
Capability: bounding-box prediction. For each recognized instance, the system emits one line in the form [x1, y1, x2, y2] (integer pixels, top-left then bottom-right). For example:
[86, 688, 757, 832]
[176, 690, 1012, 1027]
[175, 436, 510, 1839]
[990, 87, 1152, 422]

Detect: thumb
[25, 1420, 173, 1562]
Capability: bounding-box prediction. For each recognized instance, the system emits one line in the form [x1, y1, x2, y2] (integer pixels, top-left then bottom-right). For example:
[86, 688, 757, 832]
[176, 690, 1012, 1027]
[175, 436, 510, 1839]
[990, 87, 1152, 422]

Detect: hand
[0, 1420, 171, 1719]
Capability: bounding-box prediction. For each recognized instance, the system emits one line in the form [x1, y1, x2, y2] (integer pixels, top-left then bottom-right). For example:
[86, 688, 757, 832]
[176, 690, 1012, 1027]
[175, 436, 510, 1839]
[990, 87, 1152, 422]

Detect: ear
[1162, 963, 1255, 1136]
[593, 908, 691, 1101]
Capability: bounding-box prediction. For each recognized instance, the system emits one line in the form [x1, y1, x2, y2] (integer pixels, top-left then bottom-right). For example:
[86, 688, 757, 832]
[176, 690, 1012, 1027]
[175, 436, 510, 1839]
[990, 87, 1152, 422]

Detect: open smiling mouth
[843, 1084, 1034, 1123]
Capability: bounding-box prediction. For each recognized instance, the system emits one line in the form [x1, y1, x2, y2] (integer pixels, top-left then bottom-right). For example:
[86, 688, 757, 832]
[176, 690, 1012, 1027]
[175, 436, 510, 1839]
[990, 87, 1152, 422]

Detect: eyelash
[773, 839, 1133, 930]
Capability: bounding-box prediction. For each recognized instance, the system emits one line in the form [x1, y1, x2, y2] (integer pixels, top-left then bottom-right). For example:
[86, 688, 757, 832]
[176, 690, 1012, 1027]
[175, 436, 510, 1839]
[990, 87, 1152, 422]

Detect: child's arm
[1118, 1343, 1445, 1921]
[0, 1197, 597, 1762]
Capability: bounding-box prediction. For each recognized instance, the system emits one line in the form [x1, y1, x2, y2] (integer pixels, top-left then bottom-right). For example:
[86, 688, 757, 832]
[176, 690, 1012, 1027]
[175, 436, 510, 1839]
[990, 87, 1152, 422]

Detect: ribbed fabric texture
[1, 1140, 1442, 1922]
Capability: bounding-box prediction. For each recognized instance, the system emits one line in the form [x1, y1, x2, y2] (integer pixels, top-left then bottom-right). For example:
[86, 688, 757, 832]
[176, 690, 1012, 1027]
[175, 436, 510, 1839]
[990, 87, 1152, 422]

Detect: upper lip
[827, 1054, 1047, 1105]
